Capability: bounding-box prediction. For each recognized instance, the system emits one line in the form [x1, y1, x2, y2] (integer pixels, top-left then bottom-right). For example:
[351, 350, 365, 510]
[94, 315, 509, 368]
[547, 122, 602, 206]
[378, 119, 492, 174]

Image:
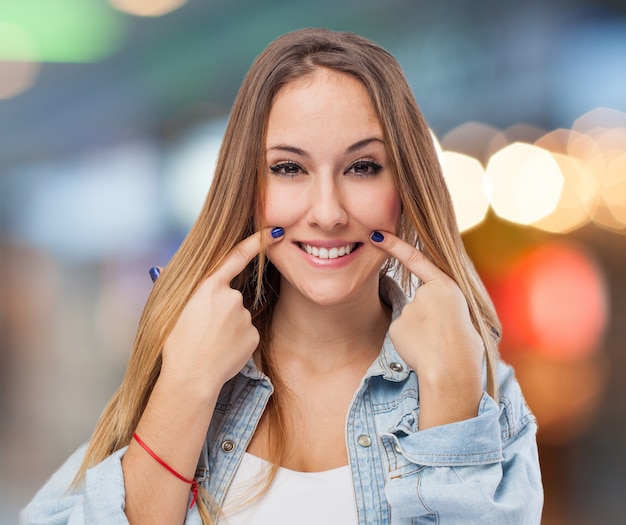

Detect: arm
[121, 377, 219, 524]
[18, 386, 216, 525]
[19, 441, 206, 525]
[123, 228, 284, 524]
[370, 230, 485, 431]
[370, 232, 542, 522]
[21, 228, 284, 525]
[383, 364, 543, 524]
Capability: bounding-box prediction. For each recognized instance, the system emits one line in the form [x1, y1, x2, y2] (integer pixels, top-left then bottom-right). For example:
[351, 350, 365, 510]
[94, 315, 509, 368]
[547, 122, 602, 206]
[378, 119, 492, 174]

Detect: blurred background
[1, 0, 625, 523]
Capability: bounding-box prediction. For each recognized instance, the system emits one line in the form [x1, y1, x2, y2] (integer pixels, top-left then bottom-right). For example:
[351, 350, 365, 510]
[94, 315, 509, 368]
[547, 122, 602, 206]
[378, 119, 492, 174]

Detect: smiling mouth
[297, 242, 362, 259]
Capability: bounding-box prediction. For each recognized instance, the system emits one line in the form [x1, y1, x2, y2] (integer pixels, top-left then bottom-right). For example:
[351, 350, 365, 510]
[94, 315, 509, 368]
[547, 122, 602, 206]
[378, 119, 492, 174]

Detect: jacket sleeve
[20, 444, 205, 525]
[381, 362, 544, 524]
[19, 444, 129, 525]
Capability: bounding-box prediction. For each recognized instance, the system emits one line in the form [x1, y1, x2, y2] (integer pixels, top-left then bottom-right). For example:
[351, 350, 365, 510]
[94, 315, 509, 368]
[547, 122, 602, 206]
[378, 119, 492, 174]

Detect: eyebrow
[267, 137, 385, 157]
[345, 137, 385, 154]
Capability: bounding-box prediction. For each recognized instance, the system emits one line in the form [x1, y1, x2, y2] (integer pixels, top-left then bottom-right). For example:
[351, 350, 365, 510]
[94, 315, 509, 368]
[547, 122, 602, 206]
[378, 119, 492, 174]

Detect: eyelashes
[269, 159, 383, 178]
[349, 159, 383, 177]
[269, 161, 304, 177]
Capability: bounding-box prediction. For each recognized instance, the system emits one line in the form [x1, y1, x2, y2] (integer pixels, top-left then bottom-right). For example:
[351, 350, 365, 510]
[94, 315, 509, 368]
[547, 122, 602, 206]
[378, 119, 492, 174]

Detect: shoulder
[21, 444, 130, 523]
[40, 443, 90, 496]
[20, 443, 89, 521]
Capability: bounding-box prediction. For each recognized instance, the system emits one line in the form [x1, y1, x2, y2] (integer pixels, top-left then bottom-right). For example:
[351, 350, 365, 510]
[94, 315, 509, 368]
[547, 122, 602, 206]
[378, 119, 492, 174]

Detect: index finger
[213, 226, 284, 283]
[369, 230, 446, 283]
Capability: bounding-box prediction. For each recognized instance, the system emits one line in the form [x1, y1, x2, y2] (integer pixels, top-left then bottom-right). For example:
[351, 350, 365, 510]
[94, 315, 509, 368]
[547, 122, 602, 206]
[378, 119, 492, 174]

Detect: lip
[293, 240, 363, 265]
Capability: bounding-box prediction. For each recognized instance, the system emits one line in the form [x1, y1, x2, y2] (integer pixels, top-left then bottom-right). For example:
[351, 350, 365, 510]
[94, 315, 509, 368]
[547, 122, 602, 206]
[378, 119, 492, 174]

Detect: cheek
[354, 189, 402, 232]
[262, 186, 301, 227]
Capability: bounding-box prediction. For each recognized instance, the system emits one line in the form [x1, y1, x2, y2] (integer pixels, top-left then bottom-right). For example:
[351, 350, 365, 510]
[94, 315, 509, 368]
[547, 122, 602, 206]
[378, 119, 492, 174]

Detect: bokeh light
[502, 123, 547, 145]
[530, 152, 595, 233]
[440, 151, 489, 232]
[10, 142, 161, 261]
[486, 143, 564, 225]
[509, 351, 607, 445]
[164, 121, 225, 229]
[601, 153, 626, 228]
[494, 242, 608, 361]
[109, 0, 188, 17]
[441, 121, 508, 165]
[0, 0, 125, 62]
[0, 60, 39, 99]
[0, 20, 38, 61]
[573, 107, 626, 133]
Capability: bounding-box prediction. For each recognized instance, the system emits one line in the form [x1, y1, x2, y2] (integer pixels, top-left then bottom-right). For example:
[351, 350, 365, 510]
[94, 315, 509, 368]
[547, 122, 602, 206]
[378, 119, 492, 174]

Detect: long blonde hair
[75, 28, 501, 522]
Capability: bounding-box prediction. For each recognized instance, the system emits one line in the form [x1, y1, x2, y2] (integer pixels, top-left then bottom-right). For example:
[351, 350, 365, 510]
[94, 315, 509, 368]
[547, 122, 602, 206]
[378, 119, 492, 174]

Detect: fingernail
[149, 267, 161, 283]
[271, 227, 284, 239]
[371, 231, 384, 243]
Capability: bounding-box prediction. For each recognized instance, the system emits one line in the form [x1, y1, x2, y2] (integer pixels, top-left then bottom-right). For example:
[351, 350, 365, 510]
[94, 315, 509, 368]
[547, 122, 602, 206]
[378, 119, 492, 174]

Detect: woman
[21, 28, 543, 524]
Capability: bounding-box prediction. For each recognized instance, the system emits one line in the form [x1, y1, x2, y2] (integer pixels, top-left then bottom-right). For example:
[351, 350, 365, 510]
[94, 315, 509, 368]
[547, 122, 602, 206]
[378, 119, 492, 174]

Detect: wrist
[418, 373, 483, 430]
[156, 365, 226, 408]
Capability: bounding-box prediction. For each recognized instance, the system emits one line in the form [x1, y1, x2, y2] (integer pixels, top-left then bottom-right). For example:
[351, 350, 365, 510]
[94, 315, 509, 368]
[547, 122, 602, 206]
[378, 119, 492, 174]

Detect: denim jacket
[21, 279, 543, 524]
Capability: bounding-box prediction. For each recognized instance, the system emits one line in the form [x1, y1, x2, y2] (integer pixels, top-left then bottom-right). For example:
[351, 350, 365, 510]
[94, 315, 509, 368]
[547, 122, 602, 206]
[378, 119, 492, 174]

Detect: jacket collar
[364, 276, 411, 381]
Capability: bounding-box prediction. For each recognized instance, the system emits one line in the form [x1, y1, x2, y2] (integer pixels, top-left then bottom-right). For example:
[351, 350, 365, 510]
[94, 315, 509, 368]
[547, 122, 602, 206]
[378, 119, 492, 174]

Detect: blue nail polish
[149, 267, 161, 283]
[271, 227, 284, 239]
[371, 231, 384, 243]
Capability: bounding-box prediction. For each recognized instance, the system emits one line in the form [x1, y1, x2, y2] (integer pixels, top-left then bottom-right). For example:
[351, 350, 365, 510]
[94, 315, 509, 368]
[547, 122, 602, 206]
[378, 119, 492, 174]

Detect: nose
[306, 175, 348, 230]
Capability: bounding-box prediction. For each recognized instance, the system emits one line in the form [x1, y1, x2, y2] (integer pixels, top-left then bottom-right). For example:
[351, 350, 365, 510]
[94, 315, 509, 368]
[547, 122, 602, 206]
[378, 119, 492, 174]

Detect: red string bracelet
[132, 432, 198, 509]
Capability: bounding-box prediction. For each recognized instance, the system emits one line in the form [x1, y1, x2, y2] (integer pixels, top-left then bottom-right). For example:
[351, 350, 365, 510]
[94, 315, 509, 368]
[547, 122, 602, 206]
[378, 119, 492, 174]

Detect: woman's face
[263, 68, 402, 307]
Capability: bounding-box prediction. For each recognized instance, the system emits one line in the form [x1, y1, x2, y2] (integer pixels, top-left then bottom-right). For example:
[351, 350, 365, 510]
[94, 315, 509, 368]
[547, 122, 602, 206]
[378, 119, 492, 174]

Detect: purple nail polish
[149, 267, 161, 283]
[371, 231, 384, 243]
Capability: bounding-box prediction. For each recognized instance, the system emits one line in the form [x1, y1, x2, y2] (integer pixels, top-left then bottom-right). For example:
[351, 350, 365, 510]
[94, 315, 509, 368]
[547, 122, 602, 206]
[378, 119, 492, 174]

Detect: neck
[269, 278, 390, 372]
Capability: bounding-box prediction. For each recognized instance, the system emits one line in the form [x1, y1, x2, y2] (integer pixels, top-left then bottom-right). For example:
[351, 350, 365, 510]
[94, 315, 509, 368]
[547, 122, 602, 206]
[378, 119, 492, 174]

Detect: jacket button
[389, 362, 403, 373]
[357, 435, 372, 447]
[221, 440, 235, 453]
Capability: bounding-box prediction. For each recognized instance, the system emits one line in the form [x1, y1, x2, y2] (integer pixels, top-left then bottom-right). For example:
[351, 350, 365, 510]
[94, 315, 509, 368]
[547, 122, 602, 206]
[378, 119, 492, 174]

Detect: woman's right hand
[159, 227, 284, 396]
[123, 230, 282, 524]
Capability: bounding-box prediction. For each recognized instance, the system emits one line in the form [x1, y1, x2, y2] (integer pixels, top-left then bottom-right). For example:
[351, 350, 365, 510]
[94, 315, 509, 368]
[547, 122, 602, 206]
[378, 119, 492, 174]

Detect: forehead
[267, 68, 382, 141]
[273, 68, 373, 108]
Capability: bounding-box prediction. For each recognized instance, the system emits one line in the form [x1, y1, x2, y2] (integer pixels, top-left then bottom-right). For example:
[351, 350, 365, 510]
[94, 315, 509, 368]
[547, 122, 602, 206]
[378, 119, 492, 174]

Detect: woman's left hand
[370, 230, 484, 429]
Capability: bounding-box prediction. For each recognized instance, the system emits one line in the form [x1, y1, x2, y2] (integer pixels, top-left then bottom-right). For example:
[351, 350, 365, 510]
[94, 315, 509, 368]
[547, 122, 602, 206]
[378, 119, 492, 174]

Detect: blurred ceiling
[0, 0, 625, 174]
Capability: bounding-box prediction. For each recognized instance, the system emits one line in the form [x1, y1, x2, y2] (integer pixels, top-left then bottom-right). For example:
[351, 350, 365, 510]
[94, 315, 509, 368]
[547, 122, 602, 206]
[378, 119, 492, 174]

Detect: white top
[219, 453, 359, 525]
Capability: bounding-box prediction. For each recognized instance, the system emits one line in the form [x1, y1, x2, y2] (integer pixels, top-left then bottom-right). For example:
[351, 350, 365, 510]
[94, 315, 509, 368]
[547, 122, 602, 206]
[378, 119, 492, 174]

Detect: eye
[269, 161, 306, 177]
[346, 159, 383, 177]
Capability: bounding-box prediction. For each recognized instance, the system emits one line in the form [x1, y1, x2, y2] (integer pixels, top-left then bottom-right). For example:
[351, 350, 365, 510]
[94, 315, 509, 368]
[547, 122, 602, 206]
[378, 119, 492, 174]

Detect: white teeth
[300, 243, 357, 259]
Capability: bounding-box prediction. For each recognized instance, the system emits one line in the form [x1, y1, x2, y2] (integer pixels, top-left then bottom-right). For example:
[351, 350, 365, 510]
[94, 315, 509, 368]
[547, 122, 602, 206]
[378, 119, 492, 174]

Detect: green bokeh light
[0, 0, 127, 62]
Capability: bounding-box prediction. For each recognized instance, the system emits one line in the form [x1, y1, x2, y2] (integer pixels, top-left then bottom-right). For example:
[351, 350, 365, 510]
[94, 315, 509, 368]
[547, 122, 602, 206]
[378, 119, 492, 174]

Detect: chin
[283, 272, 381, 308]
